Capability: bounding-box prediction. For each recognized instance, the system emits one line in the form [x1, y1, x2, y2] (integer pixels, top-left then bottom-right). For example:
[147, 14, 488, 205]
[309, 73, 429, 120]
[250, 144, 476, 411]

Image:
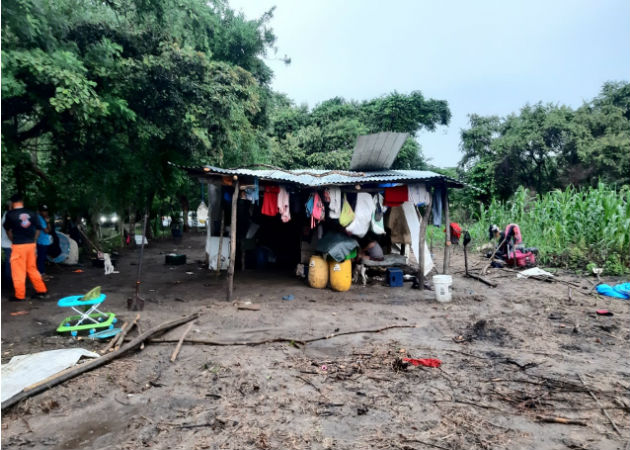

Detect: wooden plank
[442, 186, 451, 274]
[170, 321, 195, 362]
[418, 194, 433, 291]
[227, 180, 239, 301]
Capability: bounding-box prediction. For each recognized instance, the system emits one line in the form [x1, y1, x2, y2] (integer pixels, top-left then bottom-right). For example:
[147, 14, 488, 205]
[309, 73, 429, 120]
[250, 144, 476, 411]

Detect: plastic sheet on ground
[516, 267, 554, 278]
[1, 348, 99, 403]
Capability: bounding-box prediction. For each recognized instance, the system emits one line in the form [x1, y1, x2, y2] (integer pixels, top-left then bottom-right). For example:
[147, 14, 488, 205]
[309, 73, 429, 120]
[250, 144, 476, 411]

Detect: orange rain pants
[10, 243, 47, 300]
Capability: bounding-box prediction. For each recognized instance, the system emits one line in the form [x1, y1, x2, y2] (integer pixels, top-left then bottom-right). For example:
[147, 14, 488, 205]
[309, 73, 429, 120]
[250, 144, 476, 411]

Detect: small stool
[57, 294, 117, 337]
[387, 268, 404, 287]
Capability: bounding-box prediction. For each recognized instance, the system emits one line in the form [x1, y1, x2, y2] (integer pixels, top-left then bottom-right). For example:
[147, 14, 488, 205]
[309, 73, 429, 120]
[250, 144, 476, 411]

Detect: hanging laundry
[384, 185, 408, 207]
[402, 201, 433, 275]
[326, 187, 342, 219]
[408, 183, 430, 205]
[261, 186, 280, 216]
[277, 187, 291, 223]
[387, 206, 411, 244]
[346, 193, 375, 238]
[244, 178, 259, 204]
[305, 192, 324, 228]
[371, 194, 385, 235]
[338, 194, 355, 227]
[432, 186, 443, 226]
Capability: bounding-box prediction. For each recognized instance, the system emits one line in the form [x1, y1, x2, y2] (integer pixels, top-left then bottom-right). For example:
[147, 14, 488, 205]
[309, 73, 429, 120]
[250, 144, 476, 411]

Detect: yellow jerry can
[329, 259, 352, 292]
[308, 255, 328, 289]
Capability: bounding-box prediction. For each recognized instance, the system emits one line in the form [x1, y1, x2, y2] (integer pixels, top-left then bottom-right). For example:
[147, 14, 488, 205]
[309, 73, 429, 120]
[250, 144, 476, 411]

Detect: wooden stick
[442, 185, 450, 274]
[114, 314, 140, 351]
[466, 272, 497, 287]
[227, 180, 239, 301]
[102, 321, 128, 354]
[146, 324, 418, 347]
[417, 195, 432, 291]
[2, 312, 200, 410]
[577, 373, 622, 436]
[215, 213, 225, 277]
[535, 416, 587, 426]
[170, 321, 195, 362]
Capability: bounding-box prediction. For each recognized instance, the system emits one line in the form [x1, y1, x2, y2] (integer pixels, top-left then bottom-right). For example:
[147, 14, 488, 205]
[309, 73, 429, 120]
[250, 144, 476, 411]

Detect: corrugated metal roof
[350, 132, 409, 170]
[170, 163, 472, 189]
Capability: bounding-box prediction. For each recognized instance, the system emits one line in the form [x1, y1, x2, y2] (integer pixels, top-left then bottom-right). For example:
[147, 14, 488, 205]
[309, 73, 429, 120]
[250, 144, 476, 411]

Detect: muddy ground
[1, 232, 629, 450]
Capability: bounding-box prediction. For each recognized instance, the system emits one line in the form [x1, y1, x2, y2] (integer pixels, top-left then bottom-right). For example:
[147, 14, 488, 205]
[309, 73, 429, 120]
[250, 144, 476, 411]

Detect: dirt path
[2, 233, 629, 449]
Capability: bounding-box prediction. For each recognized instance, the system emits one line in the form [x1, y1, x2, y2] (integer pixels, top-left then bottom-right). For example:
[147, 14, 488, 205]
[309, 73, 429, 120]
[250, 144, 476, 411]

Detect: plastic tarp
[516, 267, 554, 279]
[596, 282, 630, 299]
[316, 232, 359, 262]
[1, 348, 99, 403]
[49, 232, 79, 265]
[196, 201, 208, 226]
[402, 201, 433, 276]
[206, 236, 230, 270]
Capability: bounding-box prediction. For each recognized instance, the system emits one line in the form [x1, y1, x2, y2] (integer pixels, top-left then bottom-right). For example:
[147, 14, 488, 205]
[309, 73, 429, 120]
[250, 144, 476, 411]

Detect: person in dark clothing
[3, 194, 48, 301]
[36, 204, 52, 277]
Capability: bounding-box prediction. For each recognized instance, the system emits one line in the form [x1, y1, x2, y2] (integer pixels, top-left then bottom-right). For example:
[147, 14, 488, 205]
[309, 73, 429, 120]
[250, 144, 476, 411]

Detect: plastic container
[329, 259, 352, 292]
[308, 255, 328, 289]
[433, 275, 453, 302]
[387, 268, 404, 287]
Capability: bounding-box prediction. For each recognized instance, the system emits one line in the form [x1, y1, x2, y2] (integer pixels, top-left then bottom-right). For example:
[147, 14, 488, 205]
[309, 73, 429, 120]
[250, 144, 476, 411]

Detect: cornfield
[464, 184, 630, 274]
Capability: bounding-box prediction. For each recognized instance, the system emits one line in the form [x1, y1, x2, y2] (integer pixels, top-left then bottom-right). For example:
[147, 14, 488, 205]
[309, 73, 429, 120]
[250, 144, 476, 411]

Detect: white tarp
[402, 201, 433, 276]
[206, 236, 230, 270]
[517, 267, 554, 279]
[1, 348, 99, 402]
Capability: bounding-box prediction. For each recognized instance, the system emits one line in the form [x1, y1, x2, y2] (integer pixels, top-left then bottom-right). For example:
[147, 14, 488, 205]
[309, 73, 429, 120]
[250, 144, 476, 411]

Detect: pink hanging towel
[277, 187, 291, 222]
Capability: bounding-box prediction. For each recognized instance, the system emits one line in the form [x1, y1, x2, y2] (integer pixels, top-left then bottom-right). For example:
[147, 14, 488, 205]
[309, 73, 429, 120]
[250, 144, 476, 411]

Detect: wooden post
[205, 183, 211, 267]
[442, 185, 451, 274]
[227, 179, 239, 301]
[417, 195, 432, 292]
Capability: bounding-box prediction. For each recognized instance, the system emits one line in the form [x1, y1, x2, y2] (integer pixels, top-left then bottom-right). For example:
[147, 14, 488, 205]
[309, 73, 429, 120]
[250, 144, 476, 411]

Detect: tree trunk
[179, 195, 190, 232]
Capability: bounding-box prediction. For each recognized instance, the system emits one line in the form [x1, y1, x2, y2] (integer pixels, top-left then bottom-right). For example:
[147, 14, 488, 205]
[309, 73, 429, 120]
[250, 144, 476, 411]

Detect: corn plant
[460, 184, 629, 274]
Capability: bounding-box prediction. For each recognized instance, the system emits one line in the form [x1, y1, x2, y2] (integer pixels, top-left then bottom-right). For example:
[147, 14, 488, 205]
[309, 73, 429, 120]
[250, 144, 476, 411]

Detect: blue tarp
[596, 282, 630, 300]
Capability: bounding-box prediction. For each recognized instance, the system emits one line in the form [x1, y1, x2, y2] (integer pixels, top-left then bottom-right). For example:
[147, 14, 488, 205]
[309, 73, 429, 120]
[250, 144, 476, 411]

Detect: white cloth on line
[371, 193, 386, 235]
[327, 187, 341, 219]
[408, 183, 431, 205]
[402, 201, 433, 276]
[345, 192, 375, 238]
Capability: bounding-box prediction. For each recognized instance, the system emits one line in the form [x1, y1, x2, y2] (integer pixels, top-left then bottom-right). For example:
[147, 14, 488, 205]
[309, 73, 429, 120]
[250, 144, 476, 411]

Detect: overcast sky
[229, 0, 630, 167]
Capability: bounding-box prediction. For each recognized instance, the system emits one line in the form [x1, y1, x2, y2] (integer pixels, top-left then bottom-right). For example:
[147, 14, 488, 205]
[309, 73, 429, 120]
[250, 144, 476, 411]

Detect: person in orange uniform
[3, 194, 48, 301]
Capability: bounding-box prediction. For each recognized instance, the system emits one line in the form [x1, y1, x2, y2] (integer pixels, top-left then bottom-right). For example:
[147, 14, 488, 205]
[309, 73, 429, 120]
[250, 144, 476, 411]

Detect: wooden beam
[442, 185, 451, 274]
[227, 180, 239, 301]
[417, 194, 433, 291]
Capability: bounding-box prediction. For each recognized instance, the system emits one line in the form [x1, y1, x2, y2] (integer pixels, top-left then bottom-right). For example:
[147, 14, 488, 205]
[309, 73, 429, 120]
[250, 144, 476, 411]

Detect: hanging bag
[338, 194, 355, 227]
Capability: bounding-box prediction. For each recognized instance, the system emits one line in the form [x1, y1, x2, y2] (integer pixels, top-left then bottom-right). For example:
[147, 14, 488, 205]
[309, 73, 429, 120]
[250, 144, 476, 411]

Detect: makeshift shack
[172, 132, 470, 300]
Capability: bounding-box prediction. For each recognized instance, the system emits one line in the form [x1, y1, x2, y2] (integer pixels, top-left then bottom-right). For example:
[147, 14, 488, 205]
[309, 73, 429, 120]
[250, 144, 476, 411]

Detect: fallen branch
[102, 320, 128, 354]
[170, 321, 195, 362]
[466, 273, 497, 287]
[578, 373, 622, 436]
[2, 312, 200, 410]
[145, 324, 418, 347]
[112, 314, 140, 352]
[536, 416, 587, 426]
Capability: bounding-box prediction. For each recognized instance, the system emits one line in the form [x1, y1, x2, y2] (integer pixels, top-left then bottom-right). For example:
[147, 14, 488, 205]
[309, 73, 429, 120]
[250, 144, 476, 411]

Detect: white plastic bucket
[433, 275, 452, 302]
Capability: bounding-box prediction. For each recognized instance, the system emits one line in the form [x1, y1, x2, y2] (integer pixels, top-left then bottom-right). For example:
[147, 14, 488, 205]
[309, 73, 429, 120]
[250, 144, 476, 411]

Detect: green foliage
[459, 82, 630, 201]
[465, 185, 630, 272]
[2, 0, 275, 229]
[268, 91, 448, 169]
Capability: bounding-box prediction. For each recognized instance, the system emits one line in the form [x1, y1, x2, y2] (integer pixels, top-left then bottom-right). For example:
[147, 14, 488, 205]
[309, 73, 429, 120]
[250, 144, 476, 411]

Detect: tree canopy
[458, 81, 630, 201]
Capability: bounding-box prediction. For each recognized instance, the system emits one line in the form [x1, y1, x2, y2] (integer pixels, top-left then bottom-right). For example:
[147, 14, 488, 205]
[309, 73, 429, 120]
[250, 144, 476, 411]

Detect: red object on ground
[403, 357, 442, 368]
[596, 309, 613, 316]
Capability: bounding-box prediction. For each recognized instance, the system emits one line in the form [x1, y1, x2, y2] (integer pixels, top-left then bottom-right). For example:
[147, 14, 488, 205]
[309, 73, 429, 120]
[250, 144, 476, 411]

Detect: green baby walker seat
[56, 287, 117, 337]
